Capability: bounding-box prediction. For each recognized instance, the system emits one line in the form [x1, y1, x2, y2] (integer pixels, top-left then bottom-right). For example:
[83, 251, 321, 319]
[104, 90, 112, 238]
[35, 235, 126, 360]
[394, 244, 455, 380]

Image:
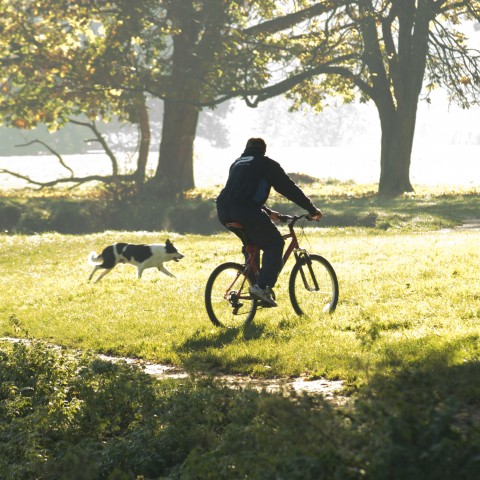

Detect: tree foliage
[1, 1, 479, 196]
[244, 0, 480, 194]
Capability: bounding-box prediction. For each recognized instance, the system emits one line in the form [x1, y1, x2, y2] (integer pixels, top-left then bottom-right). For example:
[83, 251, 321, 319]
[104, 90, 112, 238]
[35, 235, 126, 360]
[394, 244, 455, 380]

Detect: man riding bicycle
[216, 137, 322, 307]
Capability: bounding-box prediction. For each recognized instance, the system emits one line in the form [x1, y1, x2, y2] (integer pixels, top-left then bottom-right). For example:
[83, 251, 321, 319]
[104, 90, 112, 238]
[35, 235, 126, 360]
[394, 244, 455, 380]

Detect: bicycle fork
[294, 249, 320, 292]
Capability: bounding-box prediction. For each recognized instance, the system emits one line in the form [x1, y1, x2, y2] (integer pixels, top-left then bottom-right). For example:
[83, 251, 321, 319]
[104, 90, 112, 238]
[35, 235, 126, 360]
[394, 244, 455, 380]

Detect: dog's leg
[158, 264, 176, 278]
[88, 266, 101, 282]
[94, 268, 113, 283]
[137, 266, 144, 279]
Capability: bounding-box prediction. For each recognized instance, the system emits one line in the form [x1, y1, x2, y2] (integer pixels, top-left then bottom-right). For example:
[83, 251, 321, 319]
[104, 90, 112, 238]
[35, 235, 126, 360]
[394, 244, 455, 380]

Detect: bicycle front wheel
[289, 254, 339, 317]
[205, 262, 257, 328]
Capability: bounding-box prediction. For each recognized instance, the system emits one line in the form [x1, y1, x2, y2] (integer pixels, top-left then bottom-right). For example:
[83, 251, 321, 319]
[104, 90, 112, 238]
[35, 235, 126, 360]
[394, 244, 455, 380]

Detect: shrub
[1, 340, 479, 480]
[0, 341, 353, 479]
[0, 203, 22, 232]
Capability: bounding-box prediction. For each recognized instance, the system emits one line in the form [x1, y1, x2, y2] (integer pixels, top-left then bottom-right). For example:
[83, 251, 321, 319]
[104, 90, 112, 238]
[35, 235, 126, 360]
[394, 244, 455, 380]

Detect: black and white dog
[88, 239, 184, 282]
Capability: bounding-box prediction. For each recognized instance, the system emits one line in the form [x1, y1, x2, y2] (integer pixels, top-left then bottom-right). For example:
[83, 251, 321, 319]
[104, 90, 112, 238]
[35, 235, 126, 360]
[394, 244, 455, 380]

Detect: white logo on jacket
[233, 155, 254, 166]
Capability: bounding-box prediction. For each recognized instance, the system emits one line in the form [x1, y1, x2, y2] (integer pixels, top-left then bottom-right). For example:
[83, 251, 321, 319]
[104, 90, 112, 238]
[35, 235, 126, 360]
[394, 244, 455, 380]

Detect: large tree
[0, 0, 154, 187]
[92, 0, 332, 194]
[1, 1, 479, 196]
[0, 1, 334, 194]
[331, 0, 480, 195]
[251, 0, 480, 195]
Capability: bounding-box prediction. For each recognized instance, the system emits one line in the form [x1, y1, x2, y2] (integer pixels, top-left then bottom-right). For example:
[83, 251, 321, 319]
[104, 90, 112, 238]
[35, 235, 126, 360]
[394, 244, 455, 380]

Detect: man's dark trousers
[217, 204, 285, 289]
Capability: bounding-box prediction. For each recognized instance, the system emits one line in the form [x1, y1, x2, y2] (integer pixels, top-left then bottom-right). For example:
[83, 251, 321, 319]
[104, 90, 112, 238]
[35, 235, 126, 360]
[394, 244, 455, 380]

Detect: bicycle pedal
[232, 303, 244, 314]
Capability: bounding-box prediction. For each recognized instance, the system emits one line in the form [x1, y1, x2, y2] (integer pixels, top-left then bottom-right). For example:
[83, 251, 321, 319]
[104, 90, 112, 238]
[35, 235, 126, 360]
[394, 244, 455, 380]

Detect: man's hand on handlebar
[306, 209, 323, 221]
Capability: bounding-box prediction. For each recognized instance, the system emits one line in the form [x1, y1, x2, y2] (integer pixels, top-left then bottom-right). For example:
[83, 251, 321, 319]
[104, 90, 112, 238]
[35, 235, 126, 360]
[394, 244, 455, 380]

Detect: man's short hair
[246, 137, 267, 154]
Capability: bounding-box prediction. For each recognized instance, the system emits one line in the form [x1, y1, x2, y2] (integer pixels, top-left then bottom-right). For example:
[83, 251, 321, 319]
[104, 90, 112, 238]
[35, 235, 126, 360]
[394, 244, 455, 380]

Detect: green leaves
[2, 337, 480, 479]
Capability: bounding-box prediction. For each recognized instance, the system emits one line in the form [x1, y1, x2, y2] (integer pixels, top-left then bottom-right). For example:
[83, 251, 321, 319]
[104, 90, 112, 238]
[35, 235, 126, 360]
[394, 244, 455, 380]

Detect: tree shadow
[174, 323, 267, 374]
[350, 337, 480, 479]
[6, 334, 479, 479]
[359, 334, 480, 403]
[169, 330, 480, 479]
[180, 323, 265, 351]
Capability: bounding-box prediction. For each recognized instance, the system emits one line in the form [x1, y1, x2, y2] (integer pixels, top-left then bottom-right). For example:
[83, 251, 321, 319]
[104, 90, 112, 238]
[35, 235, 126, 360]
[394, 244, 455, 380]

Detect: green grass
[269, 181, 480, 230]
[1, 185, 480, 479]
[1, 227, 479, 389]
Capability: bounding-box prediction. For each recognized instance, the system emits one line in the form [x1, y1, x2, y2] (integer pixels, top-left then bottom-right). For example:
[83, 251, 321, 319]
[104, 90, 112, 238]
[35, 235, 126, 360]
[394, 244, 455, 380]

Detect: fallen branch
[5, 119, 129, 190]
[0, 168, 136, 190]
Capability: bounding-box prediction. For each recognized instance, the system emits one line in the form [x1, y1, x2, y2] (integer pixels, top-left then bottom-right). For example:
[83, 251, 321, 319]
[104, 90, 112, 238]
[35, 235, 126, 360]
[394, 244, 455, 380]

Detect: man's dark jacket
[216, 146, 317, 215]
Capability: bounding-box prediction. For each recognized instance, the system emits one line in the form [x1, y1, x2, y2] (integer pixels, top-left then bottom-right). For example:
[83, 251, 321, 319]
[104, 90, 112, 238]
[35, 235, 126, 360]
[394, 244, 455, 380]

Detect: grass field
[1, 225, 479, 389]
[1, 185, 480, 478]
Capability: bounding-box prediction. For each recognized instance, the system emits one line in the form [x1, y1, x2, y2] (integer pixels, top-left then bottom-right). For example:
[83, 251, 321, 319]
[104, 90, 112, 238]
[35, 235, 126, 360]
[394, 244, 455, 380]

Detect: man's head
[245, 137, 267, 155]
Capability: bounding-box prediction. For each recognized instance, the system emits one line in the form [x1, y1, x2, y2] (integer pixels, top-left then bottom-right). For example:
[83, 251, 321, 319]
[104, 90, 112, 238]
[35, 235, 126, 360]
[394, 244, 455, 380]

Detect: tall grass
[1, 227, 479, 389]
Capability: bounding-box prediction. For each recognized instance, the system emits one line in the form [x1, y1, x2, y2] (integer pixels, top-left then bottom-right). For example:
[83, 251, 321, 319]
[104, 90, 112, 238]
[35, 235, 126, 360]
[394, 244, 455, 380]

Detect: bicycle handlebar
[278, 214, 309, 226]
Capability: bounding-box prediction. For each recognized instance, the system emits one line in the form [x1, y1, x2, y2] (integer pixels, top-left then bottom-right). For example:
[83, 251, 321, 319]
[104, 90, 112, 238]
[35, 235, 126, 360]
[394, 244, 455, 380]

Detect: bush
[165, 200, 220, 234]
[0, 341, 354, 479]
[17, 206, 52, 233]
[0, 203, 22, 232]
[2, 340, 479, 480]
[2, 184, 478, 234]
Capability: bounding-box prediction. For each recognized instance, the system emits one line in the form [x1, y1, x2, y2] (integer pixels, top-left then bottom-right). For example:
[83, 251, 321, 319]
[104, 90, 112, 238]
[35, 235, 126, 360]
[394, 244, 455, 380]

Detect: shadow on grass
[359, 333, 480, 403]
[328, 194, 479, 229]
[272, 193, 479, 230]
[174, 323, 268, 374]
[350, 337, 480, 479]
[180, 323, 266, 350]
[2, 336, 480, 479]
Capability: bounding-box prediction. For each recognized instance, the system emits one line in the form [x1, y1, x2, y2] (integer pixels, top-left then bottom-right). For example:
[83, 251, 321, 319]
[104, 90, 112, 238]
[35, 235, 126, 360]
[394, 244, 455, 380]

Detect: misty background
[0, 11, 479, 192]
[1, 90, 478, 190]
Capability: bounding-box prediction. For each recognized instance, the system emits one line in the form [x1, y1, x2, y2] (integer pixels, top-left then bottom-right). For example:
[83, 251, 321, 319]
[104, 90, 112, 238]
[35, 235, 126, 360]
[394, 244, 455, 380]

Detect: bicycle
[205, 214, 339, 328]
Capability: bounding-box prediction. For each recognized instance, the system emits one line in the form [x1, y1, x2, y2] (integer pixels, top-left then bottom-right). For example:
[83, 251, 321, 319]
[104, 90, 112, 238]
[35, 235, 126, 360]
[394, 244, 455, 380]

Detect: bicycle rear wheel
[205, 262, 257, 328]
[289, 254, 338, 317]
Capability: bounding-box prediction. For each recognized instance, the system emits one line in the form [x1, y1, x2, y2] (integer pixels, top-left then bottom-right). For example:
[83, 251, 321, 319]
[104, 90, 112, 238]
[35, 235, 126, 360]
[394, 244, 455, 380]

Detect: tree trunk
[377, 104, 417, 195]
[150, 1, 204, 196]
[153, 97, 199, 195]
[134, 95, 150, 189]
[358, 0, 433, 196]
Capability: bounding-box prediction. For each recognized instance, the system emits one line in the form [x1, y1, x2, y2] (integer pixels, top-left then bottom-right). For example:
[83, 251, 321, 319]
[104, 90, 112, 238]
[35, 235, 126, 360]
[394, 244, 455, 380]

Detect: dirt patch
[101, 354, 346, 402]
[1, 337, 346, 402]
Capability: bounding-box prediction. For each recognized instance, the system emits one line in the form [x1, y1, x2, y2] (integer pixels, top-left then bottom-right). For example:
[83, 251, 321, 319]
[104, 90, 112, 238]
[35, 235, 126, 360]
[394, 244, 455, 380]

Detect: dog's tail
[88, 252, 103, 265]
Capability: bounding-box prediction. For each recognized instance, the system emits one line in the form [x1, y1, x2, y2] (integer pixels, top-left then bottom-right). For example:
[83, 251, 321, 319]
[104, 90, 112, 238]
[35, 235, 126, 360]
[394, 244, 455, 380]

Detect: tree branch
[239, 60, 371, 107]
[67, 118, 119, 176]
[0, 169, 136, 190]
[14, 139, 74, 177]
[243, 3, 337, 37]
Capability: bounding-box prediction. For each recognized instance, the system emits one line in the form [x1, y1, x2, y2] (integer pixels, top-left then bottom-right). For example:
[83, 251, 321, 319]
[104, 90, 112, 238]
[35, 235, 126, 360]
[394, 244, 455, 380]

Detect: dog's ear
[166, 239, 171, 245]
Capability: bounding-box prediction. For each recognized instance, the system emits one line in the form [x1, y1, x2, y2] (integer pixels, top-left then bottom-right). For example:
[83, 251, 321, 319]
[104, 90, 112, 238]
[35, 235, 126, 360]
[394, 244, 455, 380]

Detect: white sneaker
[249, 284, 277, 307]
